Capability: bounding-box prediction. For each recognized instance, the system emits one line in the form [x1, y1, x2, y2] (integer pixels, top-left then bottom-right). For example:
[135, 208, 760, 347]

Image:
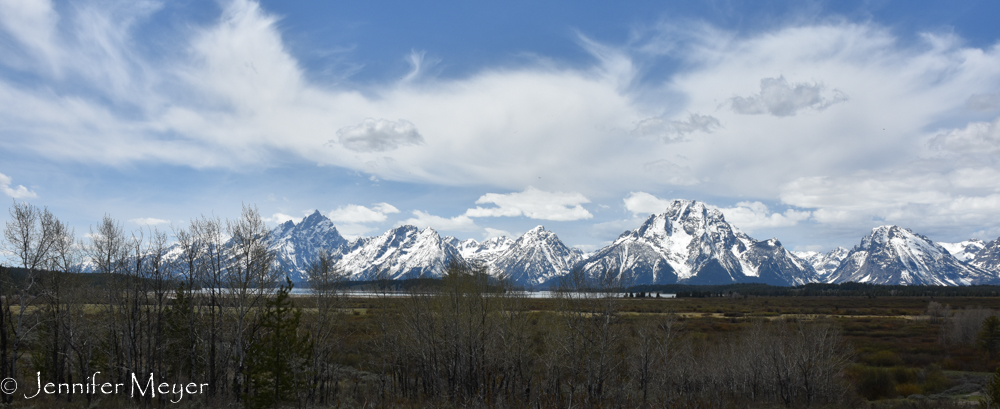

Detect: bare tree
[142, 227, 171, 400]
[225, 204, 279, 400]
[630, 313, 679, 404]
[306, 250, 346, 404]
[1, 201, 62, 398]
[192, 214, 227, 397]
[87, 215, 130, 385]
[38, 217, 77, 401]
[551, 267, 632, 405]
[172, 222, 205, 383]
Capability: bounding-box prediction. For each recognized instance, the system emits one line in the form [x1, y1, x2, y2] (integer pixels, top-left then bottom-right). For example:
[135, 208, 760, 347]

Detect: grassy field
[319, 294, 1000, 406]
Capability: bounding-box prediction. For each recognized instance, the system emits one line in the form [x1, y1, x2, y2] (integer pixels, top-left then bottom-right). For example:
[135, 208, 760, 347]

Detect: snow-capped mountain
[794, 247, 849, 281]
[972, 237, 1000, 273]
[575, 200, 816, 286]
[490, 226, 584, 287]
[826, 226, 994, 285]
[939, 239, 987, 263]
[451, 236, 515, 266]
[337, 225, 465, 280]
[74, 207, 1000, 288]
[269, 211, 349, 281]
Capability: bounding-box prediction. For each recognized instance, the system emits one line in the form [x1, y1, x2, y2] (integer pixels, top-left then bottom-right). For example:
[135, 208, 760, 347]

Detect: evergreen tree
[163, 283, 197, 380]
[979, 315, 1000, 360]
[245, 278, 312, 409]
[980, 367, 1000, 409]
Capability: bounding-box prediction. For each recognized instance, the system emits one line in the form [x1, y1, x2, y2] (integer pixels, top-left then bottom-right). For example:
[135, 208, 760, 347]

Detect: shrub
[854, 366, 896, 400]
[919, 364, 952, 394]
[864, 350, 904, 367]
[895, 382, 922, 397]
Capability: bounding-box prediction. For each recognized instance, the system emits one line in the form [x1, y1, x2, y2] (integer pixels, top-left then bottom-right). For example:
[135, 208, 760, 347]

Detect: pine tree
[980, 367, 1000, 409]
[245, 278, 312, 409]
[979, 315, 1000, 361]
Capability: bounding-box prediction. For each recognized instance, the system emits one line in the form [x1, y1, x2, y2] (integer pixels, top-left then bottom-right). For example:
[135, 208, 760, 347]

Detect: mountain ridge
[202, 206, 1000, 287]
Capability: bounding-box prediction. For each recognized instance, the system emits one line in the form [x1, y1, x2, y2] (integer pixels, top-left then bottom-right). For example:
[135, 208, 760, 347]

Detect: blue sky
[1, 0, 999, 254]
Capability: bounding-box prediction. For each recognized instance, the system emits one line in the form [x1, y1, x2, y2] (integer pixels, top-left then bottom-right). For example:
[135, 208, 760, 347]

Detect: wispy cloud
[130, 217, 169, 226]
[2, 1, 1000, 246]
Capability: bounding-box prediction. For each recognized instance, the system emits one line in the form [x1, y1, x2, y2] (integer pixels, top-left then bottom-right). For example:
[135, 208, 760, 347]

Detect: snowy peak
[336, 225, 464, 280]
[492, 226, 583, 287]
[794, 247, 849, 280]
[268, 210, 348, 281]
[455, 236, 515, 265]
[972, 237, 1000, 273]
[828, 225, 993, 286]
[939, 239, 986, 263]
[577, 200, 814, 286]
[664, 199, 725, 227]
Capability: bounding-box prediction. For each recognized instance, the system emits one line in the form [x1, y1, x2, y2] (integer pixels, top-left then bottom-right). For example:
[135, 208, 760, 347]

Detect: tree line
[1, 201, 856, 408]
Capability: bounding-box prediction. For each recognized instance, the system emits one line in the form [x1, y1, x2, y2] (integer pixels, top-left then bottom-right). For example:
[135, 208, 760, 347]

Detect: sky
[1, 0, 999, 255]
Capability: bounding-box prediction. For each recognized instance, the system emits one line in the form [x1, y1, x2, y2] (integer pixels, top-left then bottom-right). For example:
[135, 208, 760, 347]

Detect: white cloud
[623, 192, 810, 232]
[716, 201, 811, 232]
[729, 76, 847, 116]
[327, 203, 399, 223]
[3, 3, 1000, 244]
[333, 223, 377, 239]
[465, 187, 592, 221]
[631, 113, 720, 143]
[483, 227, 511, 240]
[0, 172, 37, 199]
[401, 210, 479, 232]
[130, 217, 169, 225]
[310, 203, 401, 238]
[929, 117, 1000, 156]
[779, 166, 1000, 233]
[623, 191, 673, 216]
[263, 213, 298, 225]
[335, 118, 424, 153]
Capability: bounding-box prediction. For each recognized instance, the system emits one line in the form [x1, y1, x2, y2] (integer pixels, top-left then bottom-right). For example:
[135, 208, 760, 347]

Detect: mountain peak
[526, 225, 547, 235]
[301, 209, 326, 223]
[580, 198, 813, 286]
[267, 211, 349, 282]
[830, 226, 992, 286]
[664, 199, 725, 224]
[493, 226, 581, 287]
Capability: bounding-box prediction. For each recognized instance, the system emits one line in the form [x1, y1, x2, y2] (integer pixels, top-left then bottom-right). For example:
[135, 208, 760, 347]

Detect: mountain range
[267, 200, 1000, 287]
